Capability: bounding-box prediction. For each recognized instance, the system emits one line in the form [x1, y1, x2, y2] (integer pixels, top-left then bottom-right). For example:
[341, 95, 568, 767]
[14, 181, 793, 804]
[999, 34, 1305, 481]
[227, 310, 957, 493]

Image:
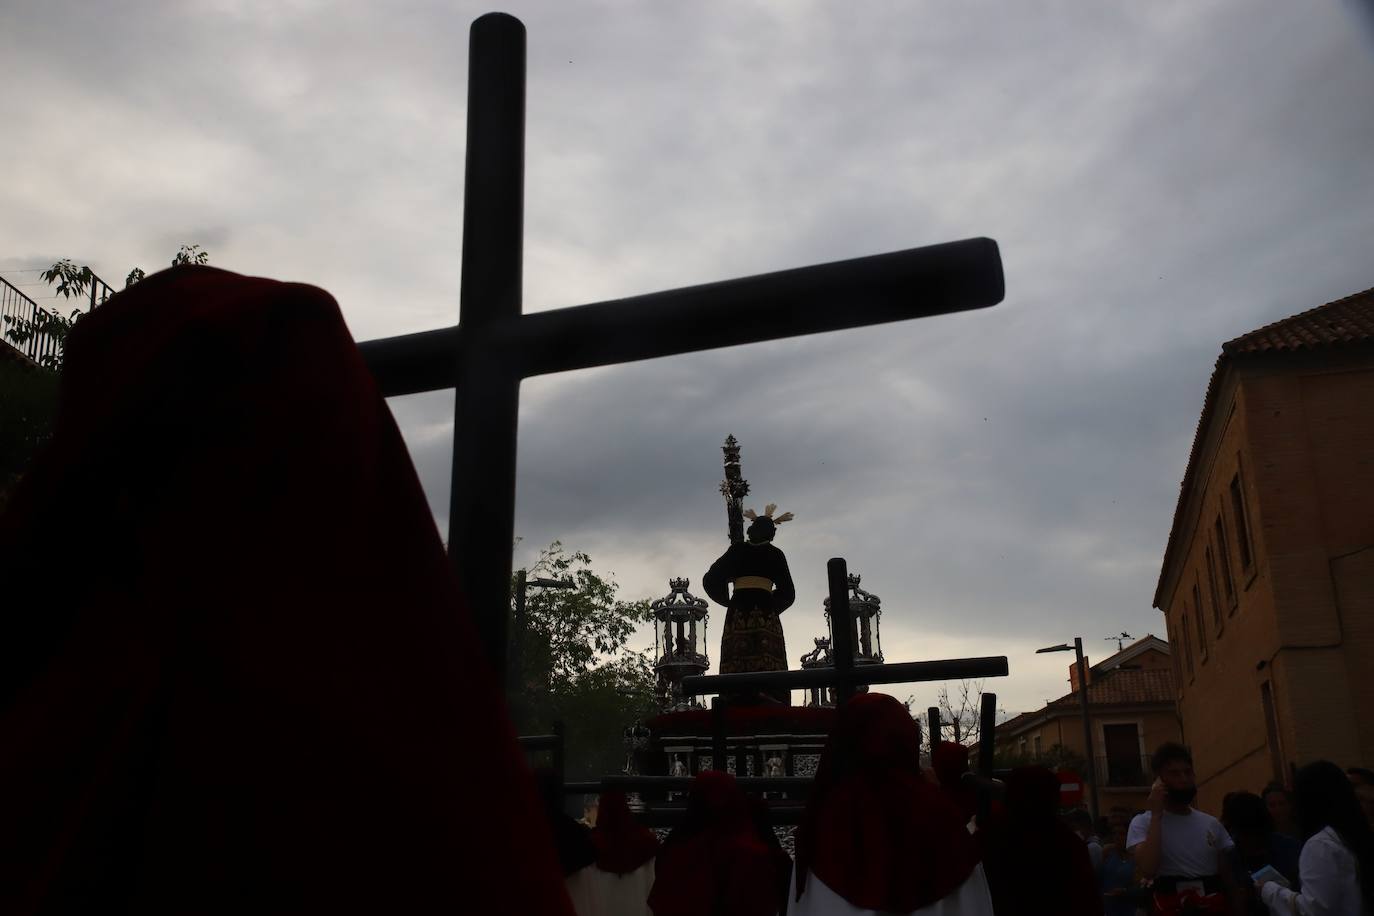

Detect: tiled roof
[993, 668, 1177, 739]
[1046, 668, 1176, 708]
[1222, 288, 1374, 355]
[1154, 287, 1374, 608]
[1090, 634, 1169, 674]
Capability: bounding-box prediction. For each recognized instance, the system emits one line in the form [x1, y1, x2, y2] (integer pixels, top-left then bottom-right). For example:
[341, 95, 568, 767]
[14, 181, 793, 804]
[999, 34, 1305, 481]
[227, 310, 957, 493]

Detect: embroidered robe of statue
[702, 541, 795, 704]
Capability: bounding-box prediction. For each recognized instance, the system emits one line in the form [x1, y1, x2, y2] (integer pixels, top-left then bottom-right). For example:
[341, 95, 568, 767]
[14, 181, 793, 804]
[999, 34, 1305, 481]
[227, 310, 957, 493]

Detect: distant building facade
[1154, 287, 1374, 811]
[980, 635, 1182, 814]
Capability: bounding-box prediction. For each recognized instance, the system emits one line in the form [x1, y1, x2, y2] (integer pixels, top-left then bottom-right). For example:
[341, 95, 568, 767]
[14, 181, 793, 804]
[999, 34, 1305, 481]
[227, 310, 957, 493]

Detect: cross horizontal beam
[578, 775, 814, 792]
[680, 655, 1009, 695]
[358, 237, 1003, 398]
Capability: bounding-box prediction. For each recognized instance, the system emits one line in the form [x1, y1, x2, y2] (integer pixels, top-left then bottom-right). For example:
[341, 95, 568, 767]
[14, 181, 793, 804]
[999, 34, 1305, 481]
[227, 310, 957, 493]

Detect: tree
[509, 541, 658, 781]
[992, 742, 1087, 777]
[3, 245, 210, 371]
[908, 679, 1005, 759]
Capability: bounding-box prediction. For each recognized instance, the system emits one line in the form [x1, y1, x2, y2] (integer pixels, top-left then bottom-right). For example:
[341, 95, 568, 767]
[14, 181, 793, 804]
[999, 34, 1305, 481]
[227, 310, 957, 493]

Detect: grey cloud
[5, 0, 1374, 713]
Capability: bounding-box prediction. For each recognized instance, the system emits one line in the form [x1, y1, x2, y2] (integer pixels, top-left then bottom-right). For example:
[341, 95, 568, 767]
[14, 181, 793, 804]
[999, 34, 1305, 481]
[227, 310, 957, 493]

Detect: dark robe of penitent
[0, 266, 573, 914]
[792, 693, 994, 915]
[702, 508, 796, 704]
[648, 771, 789, 916]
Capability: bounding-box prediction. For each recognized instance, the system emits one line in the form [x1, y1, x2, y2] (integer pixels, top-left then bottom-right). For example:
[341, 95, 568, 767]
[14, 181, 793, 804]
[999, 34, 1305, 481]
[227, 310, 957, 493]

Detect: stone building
[1154, 286, 1374, 810]
[980, 635, 1181, 815]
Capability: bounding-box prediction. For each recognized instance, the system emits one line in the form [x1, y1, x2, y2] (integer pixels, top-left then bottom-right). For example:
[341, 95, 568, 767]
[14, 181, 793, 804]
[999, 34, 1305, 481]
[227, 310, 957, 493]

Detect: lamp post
[1037, 637, 1098, 823]
[510, 570, 576, 696]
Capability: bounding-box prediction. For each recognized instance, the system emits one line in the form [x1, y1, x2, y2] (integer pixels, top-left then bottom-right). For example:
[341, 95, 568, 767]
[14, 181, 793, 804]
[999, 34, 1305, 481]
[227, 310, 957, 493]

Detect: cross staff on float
[703, 503, 797, 705]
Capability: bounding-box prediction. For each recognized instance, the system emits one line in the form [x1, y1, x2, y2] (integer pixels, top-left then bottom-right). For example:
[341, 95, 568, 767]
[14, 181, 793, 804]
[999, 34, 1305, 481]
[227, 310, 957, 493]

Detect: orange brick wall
[1246, 362, 1374, 770]
[1162, 352, 1374, 809]
[996, 707, 1182, 815]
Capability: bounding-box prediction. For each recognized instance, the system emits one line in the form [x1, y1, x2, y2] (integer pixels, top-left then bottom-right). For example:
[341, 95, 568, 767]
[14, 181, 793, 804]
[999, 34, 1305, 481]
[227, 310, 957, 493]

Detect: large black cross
[357, 13, 1005, 680]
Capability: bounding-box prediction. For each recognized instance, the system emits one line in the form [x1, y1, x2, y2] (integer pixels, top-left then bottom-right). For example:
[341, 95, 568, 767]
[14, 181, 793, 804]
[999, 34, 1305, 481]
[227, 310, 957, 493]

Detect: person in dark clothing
[1100, 821, 1144, 916]
[703, 505, 796, 705]
[649, 771, 787, 916]
[1258, 760, 1374, 914]
[535, 769, 598, 877]
[792, 693, 993, 915]
[932, 741, 979, 825]
[1260, 783, 1299, 840]
[982, 766, 1104, 916]
[0, 267, 574, 915]
[748, 795, 794, 916]
[1221, 791, 1301, 915]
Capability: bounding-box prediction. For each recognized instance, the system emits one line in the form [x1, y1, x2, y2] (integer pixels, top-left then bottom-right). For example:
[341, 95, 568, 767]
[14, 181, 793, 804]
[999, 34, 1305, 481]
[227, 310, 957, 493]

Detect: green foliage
[0, 358, 60, 511]
[992, 742, 1088, 776]
[170, 244, 209, 267]
[41, 259, 104, 302]
[2, 308, 82, 371]
[2, 246, 212, 371]
[511, 542, 658, 781]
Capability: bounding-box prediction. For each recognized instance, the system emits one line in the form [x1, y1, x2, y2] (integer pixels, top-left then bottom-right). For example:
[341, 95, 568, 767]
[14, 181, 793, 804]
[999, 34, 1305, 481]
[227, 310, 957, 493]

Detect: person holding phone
[1128, 743, 1242, 915]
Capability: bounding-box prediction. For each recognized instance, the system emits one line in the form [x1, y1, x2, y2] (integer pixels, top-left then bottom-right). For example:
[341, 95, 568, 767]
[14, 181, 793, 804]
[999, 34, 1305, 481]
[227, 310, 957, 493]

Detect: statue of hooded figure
[702, 504, 796, 705]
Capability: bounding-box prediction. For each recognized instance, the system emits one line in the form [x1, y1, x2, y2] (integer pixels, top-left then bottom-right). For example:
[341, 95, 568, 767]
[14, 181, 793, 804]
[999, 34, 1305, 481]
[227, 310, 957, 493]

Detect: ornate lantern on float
[820, 572, 884, 691]
[651, 578, 711, 710]
[799, 636, 835, 707]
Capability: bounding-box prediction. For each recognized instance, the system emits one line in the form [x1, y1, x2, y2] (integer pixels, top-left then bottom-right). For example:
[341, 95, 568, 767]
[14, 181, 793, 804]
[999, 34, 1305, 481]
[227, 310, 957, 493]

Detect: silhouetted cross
[358, 12, 1005, 679]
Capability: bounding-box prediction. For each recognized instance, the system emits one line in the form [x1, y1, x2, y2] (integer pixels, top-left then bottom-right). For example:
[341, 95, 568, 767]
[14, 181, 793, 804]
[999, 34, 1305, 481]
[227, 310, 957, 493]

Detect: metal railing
[1, 276, 56, 365]
[1097, 754, 1151, 788]
[0, 271, 117, 368]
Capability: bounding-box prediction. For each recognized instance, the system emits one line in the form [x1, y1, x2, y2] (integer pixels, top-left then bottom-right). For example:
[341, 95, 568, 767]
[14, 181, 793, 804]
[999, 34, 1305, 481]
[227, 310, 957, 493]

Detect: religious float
[625, 437, 890, 803]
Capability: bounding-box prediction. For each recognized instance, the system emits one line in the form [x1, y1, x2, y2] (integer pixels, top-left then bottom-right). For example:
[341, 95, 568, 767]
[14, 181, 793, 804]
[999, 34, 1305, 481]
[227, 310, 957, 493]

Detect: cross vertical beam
[449, 12, 526, 675]
[361, 13, 1006, 683]
[827, 558, 856, 705]
[978, 691, 997, 826]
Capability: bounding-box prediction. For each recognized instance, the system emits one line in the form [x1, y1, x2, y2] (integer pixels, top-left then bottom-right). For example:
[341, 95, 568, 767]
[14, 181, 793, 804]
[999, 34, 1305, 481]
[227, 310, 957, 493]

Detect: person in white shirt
[1127, 742, 1240, 915]
[1258, 760, 1374, 916]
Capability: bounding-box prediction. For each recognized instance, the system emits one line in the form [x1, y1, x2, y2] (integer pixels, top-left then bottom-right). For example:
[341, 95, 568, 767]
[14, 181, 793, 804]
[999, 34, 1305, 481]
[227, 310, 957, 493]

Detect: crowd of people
[546, 698, 1374, 915]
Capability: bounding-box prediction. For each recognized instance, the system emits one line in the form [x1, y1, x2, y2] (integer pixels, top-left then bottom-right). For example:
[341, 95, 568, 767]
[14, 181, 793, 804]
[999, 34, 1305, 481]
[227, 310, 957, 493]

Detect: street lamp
[1036, 636, 1099, 824]
[510, 570, 576, 694]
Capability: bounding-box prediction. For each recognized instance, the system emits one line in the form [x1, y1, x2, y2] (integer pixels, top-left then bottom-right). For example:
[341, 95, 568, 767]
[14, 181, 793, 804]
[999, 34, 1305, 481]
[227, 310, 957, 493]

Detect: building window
[1182, 611, 1195, 679]
[1033, 735, 1042, 757]
[1102, 723, 1145, 786]
[1170, 623, 1184, 684]
[1214, 514, 1237, 611]
[1206, 545, 1223, 634]
[1260, 681, 1285, 784]
[1230, 472, 1254, 572]
[1192, 586, 1208, 661]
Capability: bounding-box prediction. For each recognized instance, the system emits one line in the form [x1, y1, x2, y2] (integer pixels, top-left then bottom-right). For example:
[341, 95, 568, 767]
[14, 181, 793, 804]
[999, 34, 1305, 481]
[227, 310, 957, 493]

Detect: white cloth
[566, 866, 598, 916]
[1259, 826, 1369, 916]
[1086, 837, 1104, 871]
[587, 860, 655, 916]
[1127, 809, 1234, 877]
[791, 862, 996, 916]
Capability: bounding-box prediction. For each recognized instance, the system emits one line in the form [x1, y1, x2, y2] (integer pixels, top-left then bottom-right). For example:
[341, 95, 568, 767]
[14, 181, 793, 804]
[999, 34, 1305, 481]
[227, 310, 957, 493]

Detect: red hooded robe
[648, 771, 785, 916]
[794, 693, 984, 912]
[0, 266, 573, 914]
[980, 766, 1104, 916]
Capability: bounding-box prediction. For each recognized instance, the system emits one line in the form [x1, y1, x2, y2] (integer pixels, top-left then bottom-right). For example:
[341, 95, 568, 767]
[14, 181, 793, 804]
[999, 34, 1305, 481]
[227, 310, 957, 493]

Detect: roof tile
[1155, 287, 1374, 607]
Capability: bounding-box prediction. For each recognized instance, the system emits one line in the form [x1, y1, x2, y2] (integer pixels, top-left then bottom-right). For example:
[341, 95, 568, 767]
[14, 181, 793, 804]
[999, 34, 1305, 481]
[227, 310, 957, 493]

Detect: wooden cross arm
[679, 655, 1009, 696]
[358, 236, 1003, 397]
[582, 775, 816, 792]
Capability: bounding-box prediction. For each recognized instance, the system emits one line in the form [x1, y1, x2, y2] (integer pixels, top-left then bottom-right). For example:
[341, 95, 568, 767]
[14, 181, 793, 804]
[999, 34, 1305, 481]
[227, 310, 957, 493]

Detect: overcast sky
[4, 1, 1373, 718]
